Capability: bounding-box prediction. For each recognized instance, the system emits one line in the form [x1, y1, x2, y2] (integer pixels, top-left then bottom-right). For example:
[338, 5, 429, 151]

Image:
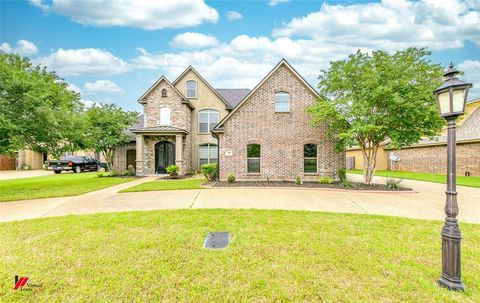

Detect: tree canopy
[308, 47, 444, 184]
[83, 104, 138, 169]
[0, 52, 85, 156]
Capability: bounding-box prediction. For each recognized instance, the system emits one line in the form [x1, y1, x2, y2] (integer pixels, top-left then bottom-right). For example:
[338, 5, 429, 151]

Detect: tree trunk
[361, 142, 379, 185]
[102, 149, 114, 171]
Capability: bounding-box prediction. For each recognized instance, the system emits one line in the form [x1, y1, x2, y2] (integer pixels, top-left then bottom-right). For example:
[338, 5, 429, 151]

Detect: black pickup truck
[50, 156, 99, 174]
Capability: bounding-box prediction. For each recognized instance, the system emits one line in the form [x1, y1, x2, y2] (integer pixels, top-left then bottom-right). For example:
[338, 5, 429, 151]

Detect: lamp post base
[438, 276, 465, 291]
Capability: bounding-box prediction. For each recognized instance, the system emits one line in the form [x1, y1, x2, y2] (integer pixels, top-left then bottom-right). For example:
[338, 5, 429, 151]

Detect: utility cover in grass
[204, 232, 230, 249]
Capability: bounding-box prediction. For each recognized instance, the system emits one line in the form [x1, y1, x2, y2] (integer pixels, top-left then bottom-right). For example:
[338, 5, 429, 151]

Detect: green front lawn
[0, 210, 479, 302]
[0, 172, 134, 202]
[120, 178, 206, 192]
[348, 170, 480, 188]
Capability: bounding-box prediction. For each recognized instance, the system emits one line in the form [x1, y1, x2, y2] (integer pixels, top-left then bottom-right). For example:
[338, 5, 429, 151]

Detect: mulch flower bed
[211, 181, 412, 191]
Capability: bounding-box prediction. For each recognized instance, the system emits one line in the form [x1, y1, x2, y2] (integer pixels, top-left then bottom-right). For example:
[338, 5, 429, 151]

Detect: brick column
[175, 134, 184, 174]
[135, 134, 145, 176]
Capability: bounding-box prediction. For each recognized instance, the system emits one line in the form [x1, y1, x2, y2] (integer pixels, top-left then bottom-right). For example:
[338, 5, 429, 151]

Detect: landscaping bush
[227, 174, 236, 183]
[201, 163, 217, 181]
[295, 176, 302, 185]
[109, 170, 119, 177]
[318, 177, 334, 184]
[21, 164, 31, 170]
[341, 176, 357, 189]
[166, 164, 179, 177]
[97, 172, 105, 178]
[386, 178, 402, 190]
[338, 168, 347, 182]
[127, 164, 136, 176]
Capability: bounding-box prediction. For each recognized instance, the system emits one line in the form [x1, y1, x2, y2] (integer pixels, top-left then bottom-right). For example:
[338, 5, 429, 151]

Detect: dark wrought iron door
[155, 141, 175, 173]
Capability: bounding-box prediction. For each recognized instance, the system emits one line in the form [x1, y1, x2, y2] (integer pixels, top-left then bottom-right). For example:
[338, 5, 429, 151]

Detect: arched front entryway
[155, 141, 175, 173]
[126, 149, 136, 169]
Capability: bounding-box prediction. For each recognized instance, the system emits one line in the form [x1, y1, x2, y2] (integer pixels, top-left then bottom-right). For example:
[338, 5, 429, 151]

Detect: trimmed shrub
[386, 178, 402, 190]
[227, 174, 236, 183]
[127, 164, 136, 175]
[318, 177, 334, 184]
[201, 163, 217, 181]
[340, 176, 357, 189]
[166, 164, 179, 176]
[109, 170, 119, 177]
[338, 168, 347, 182]
[97, 172, 105, 178]
[295, 176, 302, 185]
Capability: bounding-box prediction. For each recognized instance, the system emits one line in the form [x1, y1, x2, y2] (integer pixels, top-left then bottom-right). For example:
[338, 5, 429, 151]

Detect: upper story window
[198, 109, 219, 133]
[247, 144, 261, 173]
[304, 144, 317, 173]
[159, 108, 171, 126]
[186, 80, 197, 98]
[275, 92, 290, 112]
[161, 88, 167, 97]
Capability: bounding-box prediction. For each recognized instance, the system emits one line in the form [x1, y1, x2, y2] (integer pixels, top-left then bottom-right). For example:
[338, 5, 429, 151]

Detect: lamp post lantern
[433, 64, 471, 291]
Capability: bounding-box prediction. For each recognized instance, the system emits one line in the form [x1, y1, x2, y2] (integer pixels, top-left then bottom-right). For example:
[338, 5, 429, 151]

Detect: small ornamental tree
[83, 104, 138, 169]
[308, 48, 444, 184]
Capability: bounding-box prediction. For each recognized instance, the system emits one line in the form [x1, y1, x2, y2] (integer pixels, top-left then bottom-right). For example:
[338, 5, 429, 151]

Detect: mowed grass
[0, 172, 134, 202]
[1, 210, 479, 302]
[120, 178, 206, 192]
[348, 170, 480, 188]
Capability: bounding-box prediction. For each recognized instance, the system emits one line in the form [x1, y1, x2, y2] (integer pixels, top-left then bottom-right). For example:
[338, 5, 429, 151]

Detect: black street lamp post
[433, 64, 472, 291]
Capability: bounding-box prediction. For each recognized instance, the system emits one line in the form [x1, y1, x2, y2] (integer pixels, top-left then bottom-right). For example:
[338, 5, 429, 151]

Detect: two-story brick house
[112, 59, 344, 180]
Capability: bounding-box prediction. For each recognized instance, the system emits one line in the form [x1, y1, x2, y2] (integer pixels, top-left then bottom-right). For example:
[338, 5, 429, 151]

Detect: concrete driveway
[0, 175, 479, 223]
[0, 170, 53, 180]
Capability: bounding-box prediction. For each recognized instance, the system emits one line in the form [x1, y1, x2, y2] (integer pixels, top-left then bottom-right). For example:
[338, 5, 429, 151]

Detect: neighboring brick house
[113, 59, 343, 179]
[346, 99, 480, 176]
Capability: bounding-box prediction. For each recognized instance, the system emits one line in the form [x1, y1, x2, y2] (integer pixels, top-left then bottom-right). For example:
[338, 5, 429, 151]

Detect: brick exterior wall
[112, 142, 136, 172]
[218, 65, 344, 180]
[388, 142, 480, 176]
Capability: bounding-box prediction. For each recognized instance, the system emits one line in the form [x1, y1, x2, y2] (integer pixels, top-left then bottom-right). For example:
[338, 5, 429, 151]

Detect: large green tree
[308, 48, 444, 184]
[0, 52, 85, 157]
[83, 104, 138, 169]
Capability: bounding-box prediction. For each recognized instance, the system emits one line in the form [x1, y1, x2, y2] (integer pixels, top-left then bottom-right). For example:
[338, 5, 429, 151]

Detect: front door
[155, 141, 175, 173]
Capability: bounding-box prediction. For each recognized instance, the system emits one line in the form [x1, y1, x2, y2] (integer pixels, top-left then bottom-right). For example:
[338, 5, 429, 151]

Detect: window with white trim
[186, 80, 197, 98]
[199, 144, 218, 167]
[198, 109, 219, 133]
[159, 108, 171, 125]
[275, 92, 290, 112]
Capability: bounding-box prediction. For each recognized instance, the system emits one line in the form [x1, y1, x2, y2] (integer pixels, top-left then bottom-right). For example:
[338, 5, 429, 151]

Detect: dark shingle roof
[215, 89, 250, 108]
[415, 106, 480, 145]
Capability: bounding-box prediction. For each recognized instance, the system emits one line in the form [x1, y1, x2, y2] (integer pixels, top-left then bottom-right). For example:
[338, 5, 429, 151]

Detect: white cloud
[67, 83, 82, 94]
[84, 80, 123, 93]
[37, 48, 130, 76]
[273, 0, 480, 51]
[170, 32, 219, 49]
[29, 0, 218, 30]
[458, 60, 480, 100]
[81, 99, 101, 108]
[0, 39, 38, 55]
[268, 0, 290, 7]
[226, 11, 242, 21]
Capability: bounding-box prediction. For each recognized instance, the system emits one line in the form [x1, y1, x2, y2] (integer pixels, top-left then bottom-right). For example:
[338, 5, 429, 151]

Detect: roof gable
[137, 76, 194, 110]
[215, 59, 319, 129]
[173, 66, 233, 109]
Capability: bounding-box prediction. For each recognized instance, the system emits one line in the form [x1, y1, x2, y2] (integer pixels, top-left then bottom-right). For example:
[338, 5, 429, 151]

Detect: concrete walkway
[0, 175, 479, 223]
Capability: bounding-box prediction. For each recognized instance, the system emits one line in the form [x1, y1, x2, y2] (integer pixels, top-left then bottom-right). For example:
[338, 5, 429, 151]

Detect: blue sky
[1, 0, 479, 111]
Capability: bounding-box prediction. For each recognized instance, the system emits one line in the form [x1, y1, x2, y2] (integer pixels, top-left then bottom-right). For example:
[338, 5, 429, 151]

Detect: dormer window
[159, 108, 171, 126]
[161, 88, 167, 97]
[275, 92, 290, 112]
[186, 80, 197, 98]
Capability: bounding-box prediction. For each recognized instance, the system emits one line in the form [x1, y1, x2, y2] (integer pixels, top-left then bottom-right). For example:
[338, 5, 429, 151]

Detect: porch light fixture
[433, 64, 471, 291]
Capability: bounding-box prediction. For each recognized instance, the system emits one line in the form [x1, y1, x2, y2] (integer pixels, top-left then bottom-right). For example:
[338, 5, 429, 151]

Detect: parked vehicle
[50, 156, 99, 174]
